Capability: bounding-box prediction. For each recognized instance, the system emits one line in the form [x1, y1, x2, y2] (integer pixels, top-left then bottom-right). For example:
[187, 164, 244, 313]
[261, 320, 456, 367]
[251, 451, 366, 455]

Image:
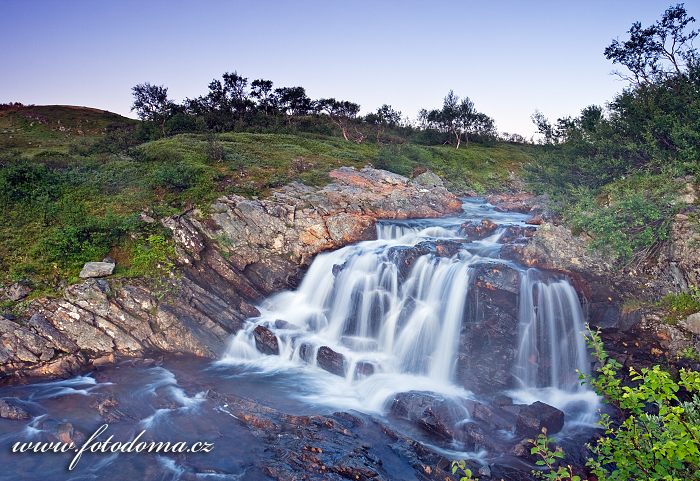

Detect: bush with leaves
[579, 328, 700, 481]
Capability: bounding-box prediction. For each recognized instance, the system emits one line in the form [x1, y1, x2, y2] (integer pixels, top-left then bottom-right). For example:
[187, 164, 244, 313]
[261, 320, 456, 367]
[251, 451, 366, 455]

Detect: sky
[2, 0, 698, 137]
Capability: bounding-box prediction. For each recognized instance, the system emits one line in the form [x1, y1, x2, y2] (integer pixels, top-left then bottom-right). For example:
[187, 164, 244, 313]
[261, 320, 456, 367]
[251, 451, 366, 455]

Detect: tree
[420, 91, 494, 148]
[604, 3, 698, 85]
[317, 98, 362, 142]
[131, 83, 170, 137]
[365, 104, 402, 142]
[250, 79, 275, 115]
[274, 86, 313, 116]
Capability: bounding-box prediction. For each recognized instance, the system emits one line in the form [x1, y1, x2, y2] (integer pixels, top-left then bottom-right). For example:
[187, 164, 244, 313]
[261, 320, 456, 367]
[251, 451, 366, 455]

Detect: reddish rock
[253, 325, 280, 355]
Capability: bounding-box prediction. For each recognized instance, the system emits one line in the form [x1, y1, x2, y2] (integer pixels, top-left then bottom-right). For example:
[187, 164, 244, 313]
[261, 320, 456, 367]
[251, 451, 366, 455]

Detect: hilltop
[0, 104, 135, 153]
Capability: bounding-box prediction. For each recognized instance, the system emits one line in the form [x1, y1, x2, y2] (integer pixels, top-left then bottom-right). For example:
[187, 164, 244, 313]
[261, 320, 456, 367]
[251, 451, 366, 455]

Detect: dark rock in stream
[457, 263, 520, 394]
[317, 346, 347, 377]
[460, 219, 499, 240]
[0, 399, 29, 420]
[512, 401, 565, 437]
[253, 325, 280, 355]
[389, 391, 468, 440]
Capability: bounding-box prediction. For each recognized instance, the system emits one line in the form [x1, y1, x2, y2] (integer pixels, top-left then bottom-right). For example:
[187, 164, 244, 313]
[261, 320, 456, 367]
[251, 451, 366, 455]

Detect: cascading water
[222, 199, 598, 421]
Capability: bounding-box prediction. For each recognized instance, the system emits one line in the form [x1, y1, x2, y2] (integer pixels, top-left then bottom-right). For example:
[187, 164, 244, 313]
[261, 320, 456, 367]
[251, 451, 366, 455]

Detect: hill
[0, 104, 136, 153]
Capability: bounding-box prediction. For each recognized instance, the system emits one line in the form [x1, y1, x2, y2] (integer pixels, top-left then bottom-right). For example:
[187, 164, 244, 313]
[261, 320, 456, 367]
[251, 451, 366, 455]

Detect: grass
[658, 287, 700, 325]
[0, 106, 533, 292]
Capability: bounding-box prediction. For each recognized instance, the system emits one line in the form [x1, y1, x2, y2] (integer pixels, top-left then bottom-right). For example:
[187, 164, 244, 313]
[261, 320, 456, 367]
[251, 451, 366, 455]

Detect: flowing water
[0, 199, 600, 480]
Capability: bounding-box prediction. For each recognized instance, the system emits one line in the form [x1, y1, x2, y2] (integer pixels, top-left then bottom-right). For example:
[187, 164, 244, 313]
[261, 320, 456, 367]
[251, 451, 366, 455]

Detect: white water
[221, 200, 598, 423]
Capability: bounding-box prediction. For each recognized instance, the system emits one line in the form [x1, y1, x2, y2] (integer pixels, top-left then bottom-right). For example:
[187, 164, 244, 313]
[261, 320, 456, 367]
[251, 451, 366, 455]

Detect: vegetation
[659, 285, 700, 324]
[0, 105, 531, 292]
[527, 3, 700, 263]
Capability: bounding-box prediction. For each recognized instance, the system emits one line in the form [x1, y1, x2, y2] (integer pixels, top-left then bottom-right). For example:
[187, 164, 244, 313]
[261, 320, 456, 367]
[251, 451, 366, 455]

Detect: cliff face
[0, 167, 462, 382]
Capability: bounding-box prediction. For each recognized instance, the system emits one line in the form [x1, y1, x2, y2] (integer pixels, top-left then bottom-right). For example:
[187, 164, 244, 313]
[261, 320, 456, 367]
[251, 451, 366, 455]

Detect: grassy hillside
[0, 106, 533, 297]
[0, 104, 135, 153]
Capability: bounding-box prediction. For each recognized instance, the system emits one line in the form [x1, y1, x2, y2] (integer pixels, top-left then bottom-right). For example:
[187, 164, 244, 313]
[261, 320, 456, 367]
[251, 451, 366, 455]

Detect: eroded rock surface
[1, 167, 461, 382]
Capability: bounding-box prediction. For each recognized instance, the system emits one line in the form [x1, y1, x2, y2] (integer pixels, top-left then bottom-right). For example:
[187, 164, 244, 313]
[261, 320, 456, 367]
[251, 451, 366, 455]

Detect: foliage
[659, 285, 700, 324]
[562, 173, 678, 262]
[529, 429, 581, 481]
[451, 460, 478, 481]
[579, 327, 700, 481]
[419, 90, 496, 148]
[527, 3, 700, 263]
[127, 234, 176, 279]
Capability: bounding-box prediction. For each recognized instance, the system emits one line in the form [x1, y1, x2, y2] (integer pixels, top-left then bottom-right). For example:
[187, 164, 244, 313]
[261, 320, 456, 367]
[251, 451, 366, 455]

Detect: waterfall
[222, 199, 593, 416]
[514, 269, 589, 391]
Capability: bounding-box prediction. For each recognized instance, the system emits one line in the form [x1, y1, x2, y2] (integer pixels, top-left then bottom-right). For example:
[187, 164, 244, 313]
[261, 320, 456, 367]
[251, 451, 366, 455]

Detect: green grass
[0, 105, 135, 153]
[0, 109, 533, 292]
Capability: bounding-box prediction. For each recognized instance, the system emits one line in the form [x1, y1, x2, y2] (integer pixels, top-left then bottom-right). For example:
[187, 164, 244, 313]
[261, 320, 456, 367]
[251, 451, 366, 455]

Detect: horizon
[2, 0, 695, 137]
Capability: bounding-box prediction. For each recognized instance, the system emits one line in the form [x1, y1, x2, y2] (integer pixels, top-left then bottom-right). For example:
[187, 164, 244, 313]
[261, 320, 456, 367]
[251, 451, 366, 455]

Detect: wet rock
[513, 401, 565, 437]
[316, 346, 346, 377]
[78, 261, 115, 278]
[390, 391, 468, 440]
[460, 219, 498, 240]
[457, 263, 520, 394]
[0, 399, 30, 420]
[499, 225, 536, 244]
[354, 361, 375, 379]
[253, 325, 280, 355]
[298, 342, 315, 363]
[386, 244, 432, 279]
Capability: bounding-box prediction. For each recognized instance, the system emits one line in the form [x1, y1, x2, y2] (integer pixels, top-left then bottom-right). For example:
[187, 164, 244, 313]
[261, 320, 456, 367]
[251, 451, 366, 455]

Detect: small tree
[604, 3, 698, 85]
[317, 98, 362, 142]
[420, 91, 495, 148]
[131, 83, 170, 137]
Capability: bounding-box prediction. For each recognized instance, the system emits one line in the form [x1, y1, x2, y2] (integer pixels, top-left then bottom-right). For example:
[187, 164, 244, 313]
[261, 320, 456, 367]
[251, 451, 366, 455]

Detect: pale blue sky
[2, 0, 696, 136]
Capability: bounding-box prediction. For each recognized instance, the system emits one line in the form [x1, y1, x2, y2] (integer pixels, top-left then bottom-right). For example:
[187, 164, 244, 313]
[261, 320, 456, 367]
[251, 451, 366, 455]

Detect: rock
[681, 312, 700, 336]
[0, 399, 30, 420]
[316, 346, 346, 377]
[486, 192, 538, 213]
[2, 282, 32, 302]
[79, 262, 115, 278]
[460, 219, 498, 240]
[514, 401, 565, 437]
[525, 215, 543, 225]
[353, 361, 375, 379]
[253, 325, 280, 355]
[390, 391, 467, 440]
[413, 170, 444, 188]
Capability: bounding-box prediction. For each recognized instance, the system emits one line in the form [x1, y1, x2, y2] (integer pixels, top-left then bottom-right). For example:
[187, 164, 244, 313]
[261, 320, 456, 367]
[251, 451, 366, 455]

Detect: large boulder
[457, 263, 521, 394]
[79, 262, 115, 279]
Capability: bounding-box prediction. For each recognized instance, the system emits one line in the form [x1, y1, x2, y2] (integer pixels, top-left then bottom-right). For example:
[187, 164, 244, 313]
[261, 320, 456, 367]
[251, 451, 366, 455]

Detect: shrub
[127, 234, 175, 278]
[580, 328, 700, 481]
[150, 162, 203, 191]
[659, 286, 700, 324]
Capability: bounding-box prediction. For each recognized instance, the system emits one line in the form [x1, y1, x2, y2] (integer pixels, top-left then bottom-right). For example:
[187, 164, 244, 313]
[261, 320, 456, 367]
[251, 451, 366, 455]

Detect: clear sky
[2, 0, 697, 137]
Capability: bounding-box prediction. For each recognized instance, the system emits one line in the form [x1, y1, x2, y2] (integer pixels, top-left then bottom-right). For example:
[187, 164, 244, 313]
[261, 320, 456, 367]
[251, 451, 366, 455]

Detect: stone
[0, 399, 30, 420]
[79, 262, 115, 278]
[390, 391, 468, 440]
[514, 401, 565, 437]
[460, 219, 498, 240]
[412, 170, 444, 188]
[353, 361, 375, 379]
[253, 325, 280, 355]
[2, 282, 32, 302]
[681, 312, 700, 336]
[316, 346, 346, 377]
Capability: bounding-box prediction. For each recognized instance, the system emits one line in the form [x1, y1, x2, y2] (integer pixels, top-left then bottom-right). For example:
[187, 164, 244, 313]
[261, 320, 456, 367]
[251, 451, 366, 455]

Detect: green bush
[659, 286, 700, 324]
[127, 234, 176, 278]
[581, 328, 700, 481]
[150, 162, 204, 191]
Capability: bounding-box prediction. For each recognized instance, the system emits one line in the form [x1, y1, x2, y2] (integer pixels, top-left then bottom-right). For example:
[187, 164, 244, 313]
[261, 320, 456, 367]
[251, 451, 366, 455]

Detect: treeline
[527, 3, 700, 262]
[130, 74, 507, 148]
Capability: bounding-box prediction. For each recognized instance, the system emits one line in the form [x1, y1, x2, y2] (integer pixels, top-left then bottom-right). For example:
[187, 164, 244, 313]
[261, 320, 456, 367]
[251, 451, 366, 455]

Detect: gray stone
[681, 312, 700, 336]
[412, 170, 443, 188]
[79, 262, 115, 278]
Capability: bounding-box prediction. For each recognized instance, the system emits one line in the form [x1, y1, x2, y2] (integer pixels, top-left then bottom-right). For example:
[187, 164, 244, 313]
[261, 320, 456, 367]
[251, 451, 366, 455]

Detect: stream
[0, 199, 600, 480]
